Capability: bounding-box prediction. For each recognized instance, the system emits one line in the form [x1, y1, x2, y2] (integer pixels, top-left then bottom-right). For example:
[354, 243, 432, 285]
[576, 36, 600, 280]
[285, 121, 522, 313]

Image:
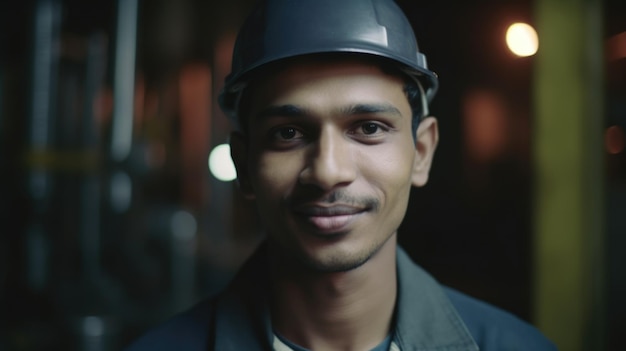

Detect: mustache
[287, 190, 380, 211]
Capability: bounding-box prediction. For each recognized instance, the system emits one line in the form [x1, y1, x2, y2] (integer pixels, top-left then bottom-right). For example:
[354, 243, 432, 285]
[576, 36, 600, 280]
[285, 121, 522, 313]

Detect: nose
[299, 128, 357, 190]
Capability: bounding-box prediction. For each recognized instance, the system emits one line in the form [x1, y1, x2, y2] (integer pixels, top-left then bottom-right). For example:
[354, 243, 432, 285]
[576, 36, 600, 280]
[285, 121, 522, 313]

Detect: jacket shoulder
[444, 287, 557, 351]
[124, 298, 214, 351]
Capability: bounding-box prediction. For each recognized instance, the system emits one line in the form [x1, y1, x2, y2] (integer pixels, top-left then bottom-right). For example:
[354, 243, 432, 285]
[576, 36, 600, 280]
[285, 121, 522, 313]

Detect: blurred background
[0, 0, 624, 350]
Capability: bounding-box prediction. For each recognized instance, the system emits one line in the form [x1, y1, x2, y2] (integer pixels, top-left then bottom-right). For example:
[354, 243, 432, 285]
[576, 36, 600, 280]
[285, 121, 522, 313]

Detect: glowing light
[605, 126, 625, 155]
[208, 144, 236, 181]
[506, 23, 539, 57]
[607, 32, 626, 62]
[462, 90, 508, 163]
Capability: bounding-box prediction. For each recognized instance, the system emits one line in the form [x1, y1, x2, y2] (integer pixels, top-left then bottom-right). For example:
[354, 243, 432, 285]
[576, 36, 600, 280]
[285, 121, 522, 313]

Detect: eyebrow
[340, 103, 403, 118]
[255, 105, 308, 120]
[255, 103, 403, 121]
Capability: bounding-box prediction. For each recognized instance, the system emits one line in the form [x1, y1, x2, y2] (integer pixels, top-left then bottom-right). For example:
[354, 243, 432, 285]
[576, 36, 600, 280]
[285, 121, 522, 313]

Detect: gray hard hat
[218, 0, 439, 126]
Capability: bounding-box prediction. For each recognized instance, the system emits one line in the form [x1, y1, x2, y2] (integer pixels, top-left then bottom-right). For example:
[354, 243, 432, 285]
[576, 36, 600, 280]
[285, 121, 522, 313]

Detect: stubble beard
[271, 228, 396, 274]
[268, 189, 395, 273]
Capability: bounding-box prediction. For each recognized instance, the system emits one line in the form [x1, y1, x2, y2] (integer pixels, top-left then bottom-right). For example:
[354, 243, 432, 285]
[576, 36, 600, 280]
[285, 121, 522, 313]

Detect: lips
[292, 204, 368, 234]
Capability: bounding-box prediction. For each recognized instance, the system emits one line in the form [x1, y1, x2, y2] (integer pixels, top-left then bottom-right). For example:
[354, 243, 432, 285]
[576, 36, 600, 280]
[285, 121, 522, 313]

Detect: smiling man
[127, 0, 556, 350]
[235, 57, 432, 276]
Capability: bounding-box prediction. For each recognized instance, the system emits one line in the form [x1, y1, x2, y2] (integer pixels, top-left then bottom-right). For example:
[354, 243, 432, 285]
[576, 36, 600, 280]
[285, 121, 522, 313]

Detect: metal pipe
[26, 0, 61, 292]
[80, 33, 108, 281]
[29, 0, 61, 203]
[110, 0, 139, 163]
[170, 210, 197, 313]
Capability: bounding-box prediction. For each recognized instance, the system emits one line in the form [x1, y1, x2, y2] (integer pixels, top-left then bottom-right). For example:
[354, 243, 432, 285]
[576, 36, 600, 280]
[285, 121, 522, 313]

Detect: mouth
[292, 204, 369, 234]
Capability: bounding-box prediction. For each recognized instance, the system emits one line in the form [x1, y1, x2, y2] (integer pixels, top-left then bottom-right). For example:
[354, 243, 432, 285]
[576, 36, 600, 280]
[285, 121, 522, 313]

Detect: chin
[297, 238, 388, 273]
[302, 253, 372, 273]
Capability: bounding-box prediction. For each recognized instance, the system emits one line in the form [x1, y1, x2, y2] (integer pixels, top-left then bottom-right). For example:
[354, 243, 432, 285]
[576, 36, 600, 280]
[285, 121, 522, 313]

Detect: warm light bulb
[506, 22, 539, 57]
[208, 144, 237, 182]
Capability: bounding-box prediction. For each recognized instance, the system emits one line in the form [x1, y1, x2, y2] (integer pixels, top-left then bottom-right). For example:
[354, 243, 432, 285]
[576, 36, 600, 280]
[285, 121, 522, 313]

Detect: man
[128, 0, 556, 350]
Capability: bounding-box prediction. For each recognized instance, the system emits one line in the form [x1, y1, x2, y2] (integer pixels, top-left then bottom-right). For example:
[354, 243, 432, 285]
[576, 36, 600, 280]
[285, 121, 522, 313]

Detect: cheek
[249, 151, 304, 197]
[363, 143, 416, 177]
[361, 143, 416, 194]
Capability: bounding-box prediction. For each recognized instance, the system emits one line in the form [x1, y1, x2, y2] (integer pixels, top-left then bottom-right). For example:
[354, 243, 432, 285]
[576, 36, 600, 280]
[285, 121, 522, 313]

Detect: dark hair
[403, 79, 423, 135]
[235, 54, 425, 136]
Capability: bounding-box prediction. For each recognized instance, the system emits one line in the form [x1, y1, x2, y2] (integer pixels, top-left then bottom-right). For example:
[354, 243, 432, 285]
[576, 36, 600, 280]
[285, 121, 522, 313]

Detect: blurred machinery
[2, 0, 259, 349]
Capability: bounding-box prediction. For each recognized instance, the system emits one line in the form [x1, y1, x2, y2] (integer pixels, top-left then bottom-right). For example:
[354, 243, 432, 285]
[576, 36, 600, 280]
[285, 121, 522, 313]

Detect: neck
[270, 235, 398, 351]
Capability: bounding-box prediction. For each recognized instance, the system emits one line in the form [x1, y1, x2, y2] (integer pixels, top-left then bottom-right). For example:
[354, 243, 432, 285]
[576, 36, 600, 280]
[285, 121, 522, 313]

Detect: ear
[412, 116, 439, 187]
[229, 132, 256, 199]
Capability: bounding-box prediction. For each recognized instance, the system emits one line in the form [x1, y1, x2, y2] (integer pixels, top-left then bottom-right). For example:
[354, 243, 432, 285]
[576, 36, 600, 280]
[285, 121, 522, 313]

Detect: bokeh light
[605, 125, 625, 155]
[506, 22, 539, 57]
[208, 143, 237, 181]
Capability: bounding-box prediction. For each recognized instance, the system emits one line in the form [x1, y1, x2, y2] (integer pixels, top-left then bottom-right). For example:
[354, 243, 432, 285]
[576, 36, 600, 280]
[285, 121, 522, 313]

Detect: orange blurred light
[463, 90, 509, 163]
[606, 32, 626, 62]
[606, 126, 625, 155]
[179, 64, 212, 209]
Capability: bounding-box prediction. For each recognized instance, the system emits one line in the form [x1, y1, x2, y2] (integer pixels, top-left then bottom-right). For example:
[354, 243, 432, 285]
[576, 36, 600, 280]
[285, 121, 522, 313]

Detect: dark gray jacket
[126, 245, 556, 350]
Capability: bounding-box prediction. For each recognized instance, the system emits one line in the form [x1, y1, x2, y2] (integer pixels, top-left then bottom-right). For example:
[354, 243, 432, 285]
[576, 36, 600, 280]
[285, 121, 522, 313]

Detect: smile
[292, 204, 369, 234]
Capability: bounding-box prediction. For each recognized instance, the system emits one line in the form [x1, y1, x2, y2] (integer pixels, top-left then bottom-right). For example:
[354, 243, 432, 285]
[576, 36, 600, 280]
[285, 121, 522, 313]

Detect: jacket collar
[214, 243, 274, 350]
[394, 248, 478, 350]
[213, 243, 478, 350]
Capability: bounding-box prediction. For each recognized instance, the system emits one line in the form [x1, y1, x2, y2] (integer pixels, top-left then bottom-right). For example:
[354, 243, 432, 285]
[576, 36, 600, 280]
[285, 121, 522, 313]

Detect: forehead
[248, 56, 409, 115]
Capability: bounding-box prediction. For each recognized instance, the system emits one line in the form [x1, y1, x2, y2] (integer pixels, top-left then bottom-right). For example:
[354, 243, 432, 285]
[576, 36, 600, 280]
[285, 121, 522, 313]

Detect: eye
[351, 121, 389, 137]
[272, 126, 304, 141]
[360, 122, 381, 135]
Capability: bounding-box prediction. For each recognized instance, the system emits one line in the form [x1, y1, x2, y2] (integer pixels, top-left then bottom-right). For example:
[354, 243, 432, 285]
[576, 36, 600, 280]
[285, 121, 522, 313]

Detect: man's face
[231, 58, 437, 272]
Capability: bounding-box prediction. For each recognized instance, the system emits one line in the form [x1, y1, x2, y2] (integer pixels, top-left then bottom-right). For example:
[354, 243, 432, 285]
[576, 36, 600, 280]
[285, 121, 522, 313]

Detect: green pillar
[533, 0, 605, 350]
